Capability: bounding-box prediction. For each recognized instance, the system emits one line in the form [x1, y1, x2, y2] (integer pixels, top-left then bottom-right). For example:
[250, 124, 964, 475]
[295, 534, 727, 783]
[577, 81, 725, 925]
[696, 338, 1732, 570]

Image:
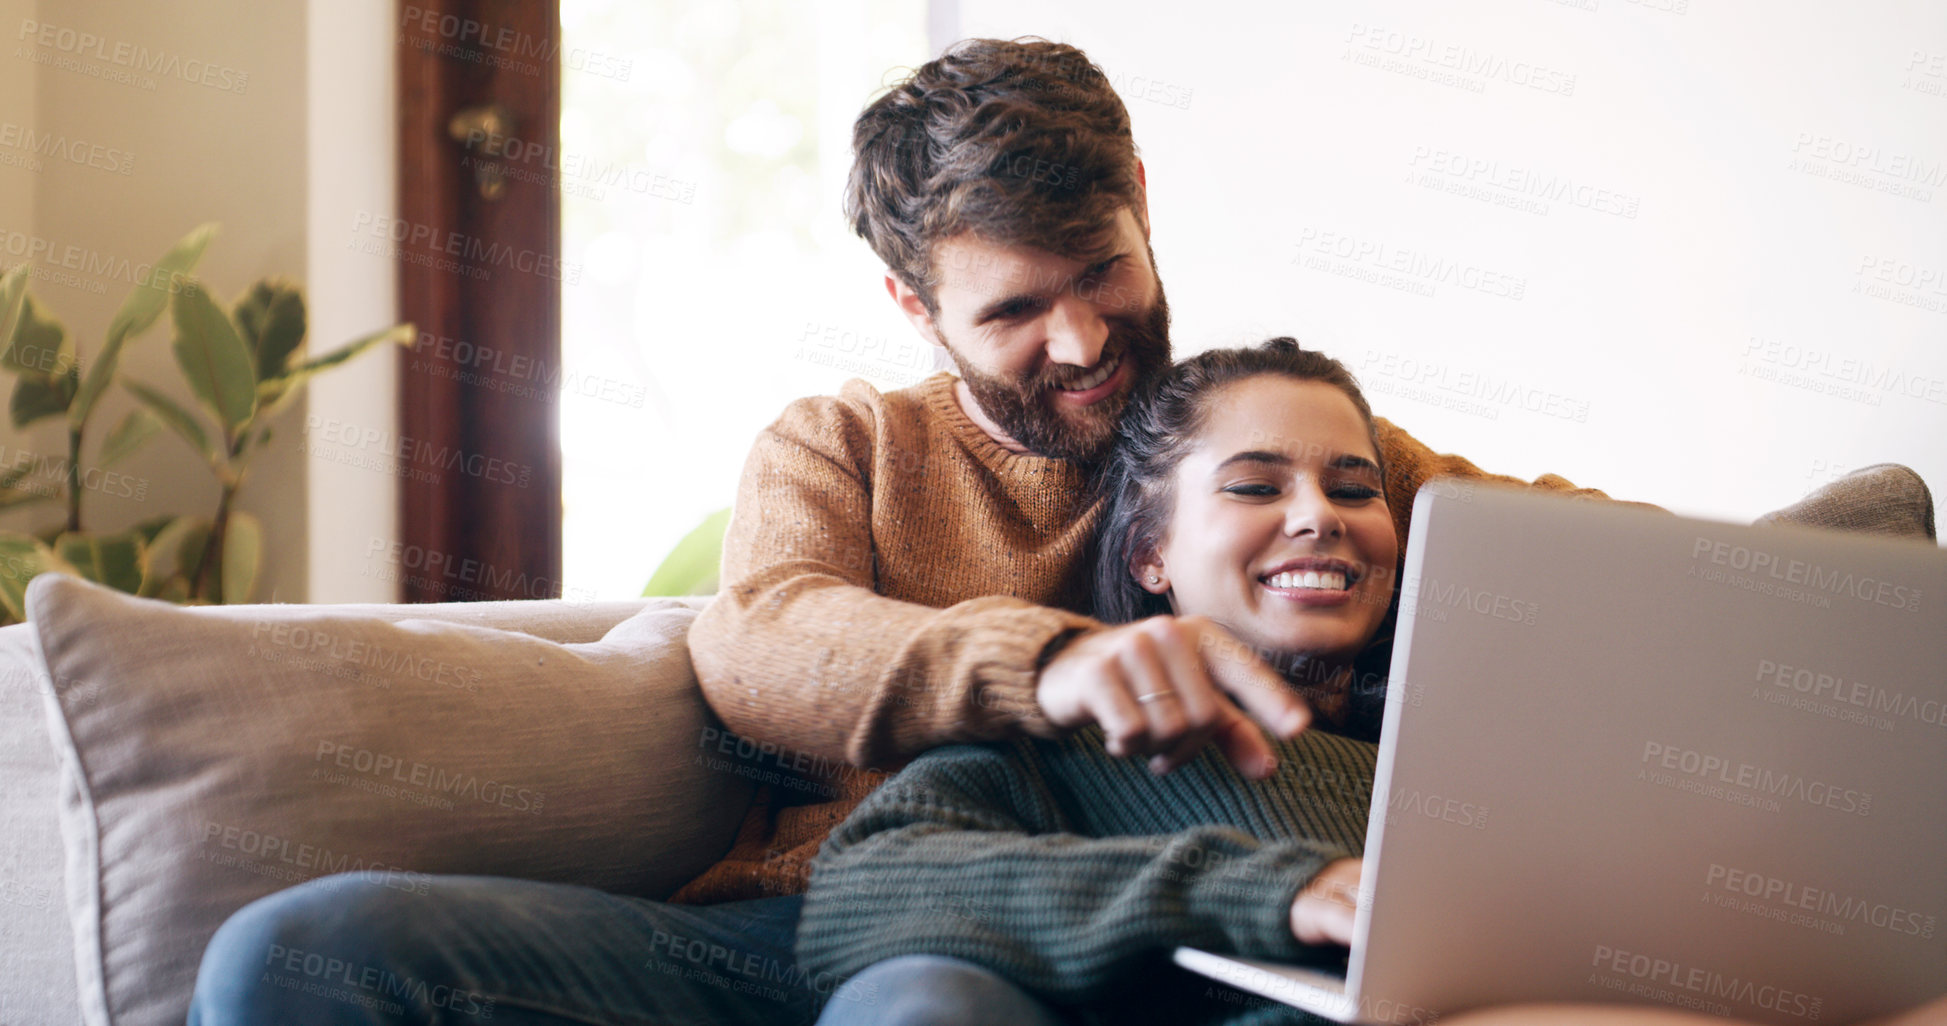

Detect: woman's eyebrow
[1211, 449, 1381, 475]
[1212, 449, 1290, 472]
[1333, 454, 1382, 476]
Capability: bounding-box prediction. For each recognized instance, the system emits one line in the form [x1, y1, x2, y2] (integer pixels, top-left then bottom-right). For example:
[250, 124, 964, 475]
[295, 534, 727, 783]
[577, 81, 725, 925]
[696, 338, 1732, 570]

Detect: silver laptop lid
[1352, 483, 1946, 1025]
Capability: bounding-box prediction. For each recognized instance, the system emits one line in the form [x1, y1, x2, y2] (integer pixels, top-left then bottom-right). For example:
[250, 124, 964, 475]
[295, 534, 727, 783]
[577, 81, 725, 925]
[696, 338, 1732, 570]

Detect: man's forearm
[689, 572, 1097, 768]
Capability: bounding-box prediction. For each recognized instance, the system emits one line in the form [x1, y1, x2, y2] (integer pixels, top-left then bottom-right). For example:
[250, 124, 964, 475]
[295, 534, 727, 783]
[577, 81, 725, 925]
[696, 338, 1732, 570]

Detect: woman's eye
[1223, 484, 1278, 497]
[1331, 484, 1381, 500]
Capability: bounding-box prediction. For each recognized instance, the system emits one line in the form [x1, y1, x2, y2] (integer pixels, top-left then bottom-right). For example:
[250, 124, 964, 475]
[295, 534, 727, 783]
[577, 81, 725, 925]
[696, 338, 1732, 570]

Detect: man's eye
[999, 298, 1045, 319]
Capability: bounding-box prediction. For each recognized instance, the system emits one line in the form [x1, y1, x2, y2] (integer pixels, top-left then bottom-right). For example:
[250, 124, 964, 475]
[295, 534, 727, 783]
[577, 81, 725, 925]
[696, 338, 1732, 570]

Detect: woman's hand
[1035, 614, 1311, 778]
[1290, 857, 1363, 947]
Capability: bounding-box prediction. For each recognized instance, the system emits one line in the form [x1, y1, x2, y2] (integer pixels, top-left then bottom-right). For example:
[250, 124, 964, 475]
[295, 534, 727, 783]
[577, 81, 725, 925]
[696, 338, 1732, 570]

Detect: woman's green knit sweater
[795, 725, 1378, 1023]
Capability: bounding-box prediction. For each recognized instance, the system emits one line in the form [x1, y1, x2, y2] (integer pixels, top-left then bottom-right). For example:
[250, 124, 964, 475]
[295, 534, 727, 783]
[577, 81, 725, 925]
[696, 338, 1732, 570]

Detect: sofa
[0, 584, 756, 1026]
[0, 467, 1935, 1026]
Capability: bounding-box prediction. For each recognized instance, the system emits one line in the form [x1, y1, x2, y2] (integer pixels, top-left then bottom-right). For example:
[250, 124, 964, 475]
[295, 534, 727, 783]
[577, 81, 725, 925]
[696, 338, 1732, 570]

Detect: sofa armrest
[1755, 463, 1936, 540]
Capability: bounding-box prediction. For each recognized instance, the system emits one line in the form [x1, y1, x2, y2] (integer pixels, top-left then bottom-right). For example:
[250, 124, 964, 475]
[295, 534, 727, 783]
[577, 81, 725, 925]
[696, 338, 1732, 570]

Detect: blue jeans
[812, 955, 1066, 1026]
[189, 873, 844, 1025]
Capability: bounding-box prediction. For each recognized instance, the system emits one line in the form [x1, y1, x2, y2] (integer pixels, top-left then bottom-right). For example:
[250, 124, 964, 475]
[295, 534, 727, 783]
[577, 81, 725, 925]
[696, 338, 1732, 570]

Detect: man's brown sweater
[671, 371, 1628, 904]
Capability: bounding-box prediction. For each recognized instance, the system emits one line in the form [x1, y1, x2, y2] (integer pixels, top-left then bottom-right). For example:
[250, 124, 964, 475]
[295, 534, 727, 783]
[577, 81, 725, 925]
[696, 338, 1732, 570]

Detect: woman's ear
[1130, 540, 1170, 595]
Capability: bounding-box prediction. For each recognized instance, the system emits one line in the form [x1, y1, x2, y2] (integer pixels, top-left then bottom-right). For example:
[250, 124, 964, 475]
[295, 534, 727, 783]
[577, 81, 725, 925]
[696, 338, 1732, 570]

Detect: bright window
[559, 0, 932, 599]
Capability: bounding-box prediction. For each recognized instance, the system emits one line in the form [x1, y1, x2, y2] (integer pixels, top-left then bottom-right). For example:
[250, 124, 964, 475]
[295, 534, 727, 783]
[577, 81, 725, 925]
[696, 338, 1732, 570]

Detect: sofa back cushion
[27, 574, 751, 1026]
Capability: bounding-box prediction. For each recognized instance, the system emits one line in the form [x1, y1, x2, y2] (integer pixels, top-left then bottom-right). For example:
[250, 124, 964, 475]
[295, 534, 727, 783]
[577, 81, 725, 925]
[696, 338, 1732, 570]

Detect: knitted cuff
[959, 603, 1102, 742]
[1185, 844, 1342, 962]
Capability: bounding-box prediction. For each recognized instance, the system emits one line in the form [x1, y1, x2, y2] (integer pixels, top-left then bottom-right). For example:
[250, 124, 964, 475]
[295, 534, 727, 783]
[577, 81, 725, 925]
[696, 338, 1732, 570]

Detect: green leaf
[0, 455, 38, 495]
[170, 279, 256, 433]
[256, 322, 414, 422]
[98, 407, 162, 468]
[54, 530, 144, 594]
[0, 441, 55, 509]
[138, 515, 201, 596]
[0, 473, 56, 510]
[220, 510, 262, 604]
[71, 223, 216, 428]
[234, 279, 306, 382]
[2, 294, 80, 432]
[128, 513, 177, 546]
[174, 519, 214, 598]
[122, 379, 218, 466]
[2, 293, 75, 382]
[0, 263, 30, 348]
[10, 371, 74, 429]
[0, 427, 61, 507]
[233, 420, 273, 462]
[0, 533, 76, 621]
[642, 507, 731, 597]
[232, 280, 276, 349]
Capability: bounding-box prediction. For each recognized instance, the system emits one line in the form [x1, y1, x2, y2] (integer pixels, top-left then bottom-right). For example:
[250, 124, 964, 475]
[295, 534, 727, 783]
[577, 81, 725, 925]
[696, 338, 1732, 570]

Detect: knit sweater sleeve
[1375, 416, 1667, 548]
[794, 742, 1348, 1005]
[688, 387, 1098, 770]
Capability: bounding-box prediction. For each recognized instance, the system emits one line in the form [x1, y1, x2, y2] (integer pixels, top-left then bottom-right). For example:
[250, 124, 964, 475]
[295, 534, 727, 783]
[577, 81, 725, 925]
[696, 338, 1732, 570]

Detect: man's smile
[1051, 353, 1126, 405]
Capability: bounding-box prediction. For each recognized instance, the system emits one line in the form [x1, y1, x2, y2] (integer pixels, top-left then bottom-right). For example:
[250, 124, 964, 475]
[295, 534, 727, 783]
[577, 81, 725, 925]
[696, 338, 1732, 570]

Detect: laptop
[1173, 482, 1947, 1025]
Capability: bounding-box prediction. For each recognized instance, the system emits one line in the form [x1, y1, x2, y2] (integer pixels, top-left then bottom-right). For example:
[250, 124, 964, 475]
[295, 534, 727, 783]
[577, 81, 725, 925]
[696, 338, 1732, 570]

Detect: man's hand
[1290, 857, 1362, 947]
[1035, 615, 1310, 778]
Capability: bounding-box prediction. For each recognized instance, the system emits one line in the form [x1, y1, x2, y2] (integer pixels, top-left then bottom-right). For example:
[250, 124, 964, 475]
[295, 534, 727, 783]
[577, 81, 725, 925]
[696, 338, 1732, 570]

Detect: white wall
[1, 0, 399, 603]
[957, 0, 1947, 527]
[306, 0, 400, 603]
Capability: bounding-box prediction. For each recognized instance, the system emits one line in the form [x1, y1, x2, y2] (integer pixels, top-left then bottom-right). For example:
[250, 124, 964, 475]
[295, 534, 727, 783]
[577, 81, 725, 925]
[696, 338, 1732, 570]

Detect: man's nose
[1041, 295, 1110, 368]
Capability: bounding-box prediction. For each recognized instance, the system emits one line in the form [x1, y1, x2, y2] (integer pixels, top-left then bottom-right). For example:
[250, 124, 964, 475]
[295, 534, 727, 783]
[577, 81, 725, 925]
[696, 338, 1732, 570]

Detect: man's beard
[946, 285, 1172, 463]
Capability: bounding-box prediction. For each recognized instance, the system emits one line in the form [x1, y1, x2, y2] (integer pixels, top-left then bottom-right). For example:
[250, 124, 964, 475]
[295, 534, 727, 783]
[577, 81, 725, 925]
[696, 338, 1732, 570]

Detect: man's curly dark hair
[844, 37, 1146, 313]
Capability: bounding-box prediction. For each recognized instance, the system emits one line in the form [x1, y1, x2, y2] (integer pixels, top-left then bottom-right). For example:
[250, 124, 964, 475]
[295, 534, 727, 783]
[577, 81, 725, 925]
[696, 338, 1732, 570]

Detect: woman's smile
[1257, 556, 1362, 605]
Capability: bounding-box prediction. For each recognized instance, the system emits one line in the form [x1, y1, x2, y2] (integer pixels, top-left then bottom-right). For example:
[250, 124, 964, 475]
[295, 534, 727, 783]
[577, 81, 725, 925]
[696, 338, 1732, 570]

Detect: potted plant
[0, 224, 413, 622]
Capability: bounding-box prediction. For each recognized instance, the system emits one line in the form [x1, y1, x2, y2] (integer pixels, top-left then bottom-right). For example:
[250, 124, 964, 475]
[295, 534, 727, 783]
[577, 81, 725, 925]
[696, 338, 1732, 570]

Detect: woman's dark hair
[1089, 337, 1388, 626]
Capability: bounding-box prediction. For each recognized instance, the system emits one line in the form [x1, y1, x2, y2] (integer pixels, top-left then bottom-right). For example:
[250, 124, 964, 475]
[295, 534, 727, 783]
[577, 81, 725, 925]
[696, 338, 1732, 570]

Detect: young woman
[795, 339, 1947, 1026]
[795, 339, 1400, 1026]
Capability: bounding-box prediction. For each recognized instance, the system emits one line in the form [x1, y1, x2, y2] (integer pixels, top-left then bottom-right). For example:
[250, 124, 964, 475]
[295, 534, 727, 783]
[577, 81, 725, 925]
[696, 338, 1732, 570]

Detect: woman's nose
[1283, 480, 1345, 540]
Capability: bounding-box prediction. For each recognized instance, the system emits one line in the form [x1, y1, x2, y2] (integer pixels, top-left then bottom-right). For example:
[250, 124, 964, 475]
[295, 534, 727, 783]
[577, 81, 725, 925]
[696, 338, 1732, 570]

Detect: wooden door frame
[395, 0, 562, 603]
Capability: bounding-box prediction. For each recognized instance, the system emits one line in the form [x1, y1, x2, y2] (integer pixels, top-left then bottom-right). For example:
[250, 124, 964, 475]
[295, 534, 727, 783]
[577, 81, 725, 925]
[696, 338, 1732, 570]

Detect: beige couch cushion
[26, 574, 751, 1026]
